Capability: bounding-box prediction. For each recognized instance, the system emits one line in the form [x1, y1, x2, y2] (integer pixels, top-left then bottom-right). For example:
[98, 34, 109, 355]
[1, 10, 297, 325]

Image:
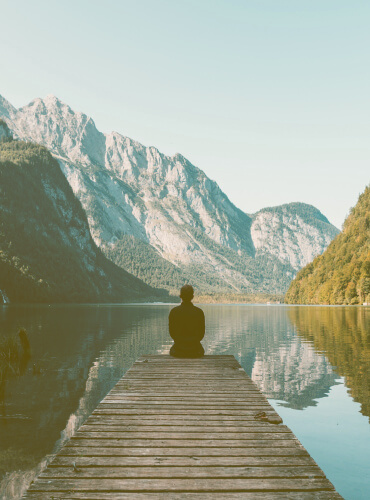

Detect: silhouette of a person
[169, 285, 205, 358]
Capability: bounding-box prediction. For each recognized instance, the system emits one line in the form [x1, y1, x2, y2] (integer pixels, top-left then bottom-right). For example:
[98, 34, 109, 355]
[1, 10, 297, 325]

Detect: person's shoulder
[193, 304, 204, 315]
[169, 304, 182, 315]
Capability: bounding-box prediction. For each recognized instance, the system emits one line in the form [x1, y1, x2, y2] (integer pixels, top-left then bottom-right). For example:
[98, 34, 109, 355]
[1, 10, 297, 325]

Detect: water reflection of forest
[289, 307, 370, 420]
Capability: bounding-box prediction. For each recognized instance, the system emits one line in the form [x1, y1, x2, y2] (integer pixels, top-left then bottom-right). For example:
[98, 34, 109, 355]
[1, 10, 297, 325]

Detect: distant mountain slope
[285, 185, 370, 304]
[0, 138, 167, 303]
[0, 94, 339, 294]
[251, 202, 339, 271]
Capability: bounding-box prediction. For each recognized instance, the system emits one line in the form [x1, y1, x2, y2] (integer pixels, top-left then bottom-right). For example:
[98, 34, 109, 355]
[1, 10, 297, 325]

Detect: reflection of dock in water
[23, 355, 342, 498]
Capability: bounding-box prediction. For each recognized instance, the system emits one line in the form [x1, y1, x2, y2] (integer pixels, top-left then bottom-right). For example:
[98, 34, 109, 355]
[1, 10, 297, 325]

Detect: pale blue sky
[1, 0, 369, 228]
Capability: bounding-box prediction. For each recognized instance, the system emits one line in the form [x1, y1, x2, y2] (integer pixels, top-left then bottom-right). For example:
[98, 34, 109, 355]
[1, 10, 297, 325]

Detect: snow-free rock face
[0, 140, 166, 303]
[0, 94, 340, 293]
[251, 203, 339, 271]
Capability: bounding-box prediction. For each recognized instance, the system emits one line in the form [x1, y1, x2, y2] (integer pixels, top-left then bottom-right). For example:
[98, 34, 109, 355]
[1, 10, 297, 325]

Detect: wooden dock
[23, 355, 343, 499]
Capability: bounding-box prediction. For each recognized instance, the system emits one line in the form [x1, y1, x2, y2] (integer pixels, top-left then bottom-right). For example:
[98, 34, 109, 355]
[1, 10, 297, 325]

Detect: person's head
[180, 284, 194, 303]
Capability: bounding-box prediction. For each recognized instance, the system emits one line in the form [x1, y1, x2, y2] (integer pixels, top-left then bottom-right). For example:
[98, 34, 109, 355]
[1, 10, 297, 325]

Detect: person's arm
[198, 310, 205, 341]
[169, 309, 179, 341]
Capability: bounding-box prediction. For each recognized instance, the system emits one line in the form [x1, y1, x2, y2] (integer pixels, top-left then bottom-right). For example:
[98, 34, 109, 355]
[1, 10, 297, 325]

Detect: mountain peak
[21, 95, 74, 117]
[172, 152, 186, 162]
[44, 94, 64, 105]
[253, 202, 334, 228]
[0, 94, 16, 118]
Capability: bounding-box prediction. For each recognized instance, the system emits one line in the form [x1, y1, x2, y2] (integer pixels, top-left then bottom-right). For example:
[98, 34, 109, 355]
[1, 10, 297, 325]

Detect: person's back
[169, 285, 205, 358]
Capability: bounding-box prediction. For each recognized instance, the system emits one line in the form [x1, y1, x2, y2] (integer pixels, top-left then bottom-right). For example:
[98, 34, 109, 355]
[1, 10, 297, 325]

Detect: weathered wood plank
[125, 371, 249, 376]
[122, 382, 257, 386]
[114, 386, 260, 391]
[39, 466, 325, 479]
[22, 492, 345, 499]
[26, 477, 335, 492]
[88, 414, 277, 421]
[114, 384, 260, 389]
[138, 355, 236, 358]
[97, 403, 272, 408]
[92, 409, 278, 415]
[67, 438, 300, 448]
[101, 397, 270, 403]
[102, 395, 268, 401]
[109, 391, 263, 396]
[58, 446, 311, 457]
[72, 431, 294, 440]
[128, 369, 246, 372]
[85, 418, 278, 425]
[79, 425, 291, 433]
[106, 392, 265, 396]
[114, 386, 263, 392]
[123, 376, 251, 380]
[51, 456, 317, 467]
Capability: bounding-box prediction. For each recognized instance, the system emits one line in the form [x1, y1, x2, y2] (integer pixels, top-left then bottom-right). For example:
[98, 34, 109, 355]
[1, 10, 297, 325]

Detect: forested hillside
[105, 233, 293, 295]
[285, 185, 370, 304]
[0, 140, 167, 303]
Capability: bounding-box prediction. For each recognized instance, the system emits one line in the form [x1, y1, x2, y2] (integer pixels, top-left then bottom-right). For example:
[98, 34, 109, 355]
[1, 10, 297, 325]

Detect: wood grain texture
[26, 477, 335, 492]
[59, 446, 311, 457]
[22, 354, 342, 499]
[22, 492, 344, 499]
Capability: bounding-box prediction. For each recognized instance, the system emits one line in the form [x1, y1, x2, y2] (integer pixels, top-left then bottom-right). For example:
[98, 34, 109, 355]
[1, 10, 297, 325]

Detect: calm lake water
[0, 304, 369, 499]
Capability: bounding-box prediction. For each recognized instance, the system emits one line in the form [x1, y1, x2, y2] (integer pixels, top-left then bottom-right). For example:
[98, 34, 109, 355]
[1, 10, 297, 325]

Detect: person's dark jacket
[169, 302, 205, 358]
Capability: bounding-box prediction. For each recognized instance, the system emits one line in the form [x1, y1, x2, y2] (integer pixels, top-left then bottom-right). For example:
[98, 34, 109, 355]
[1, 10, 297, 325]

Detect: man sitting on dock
[169, 285, 205, 358]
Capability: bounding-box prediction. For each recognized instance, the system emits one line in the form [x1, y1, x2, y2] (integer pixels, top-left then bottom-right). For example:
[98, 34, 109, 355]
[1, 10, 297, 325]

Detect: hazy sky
[1, 0, 369, 228]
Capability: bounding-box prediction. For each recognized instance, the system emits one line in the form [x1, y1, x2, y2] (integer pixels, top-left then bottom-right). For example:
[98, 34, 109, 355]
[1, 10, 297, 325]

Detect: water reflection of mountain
[201, 305, 339, 409]
[289, 306, 370, 420]
[251, 340, 339, 409]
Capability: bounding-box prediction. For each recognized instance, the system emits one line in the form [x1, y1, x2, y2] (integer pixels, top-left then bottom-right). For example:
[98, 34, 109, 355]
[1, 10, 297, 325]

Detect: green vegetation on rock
[105, 231, 294, 296]
[0, 119, 12, 142]
[253, 202, 332, 228]
[0, 141, 168, 303]
[285, 185, 370, 304]
[104, 236, 187, 294]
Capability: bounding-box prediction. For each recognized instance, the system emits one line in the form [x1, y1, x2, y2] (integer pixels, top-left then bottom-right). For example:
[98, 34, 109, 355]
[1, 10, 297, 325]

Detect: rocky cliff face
[0, 139, 166, 303]
[251, 203, 338, 271]
[0, 94, 340, 293]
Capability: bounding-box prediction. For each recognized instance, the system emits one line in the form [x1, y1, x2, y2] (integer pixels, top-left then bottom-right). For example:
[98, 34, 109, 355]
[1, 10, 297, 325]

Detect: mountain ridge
[0, 136, 168, 303]
[0, 93, 340, 294]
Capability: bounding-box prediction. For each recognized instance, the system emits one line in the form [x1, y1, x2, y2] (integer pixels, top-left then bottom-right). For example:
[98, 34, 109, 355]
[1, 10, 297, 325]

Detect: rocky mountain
[0, 94, 340, 294]
[0, 138, 167, 303]
[251, 203, 338, 270]
[285, 185, 370, 304]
